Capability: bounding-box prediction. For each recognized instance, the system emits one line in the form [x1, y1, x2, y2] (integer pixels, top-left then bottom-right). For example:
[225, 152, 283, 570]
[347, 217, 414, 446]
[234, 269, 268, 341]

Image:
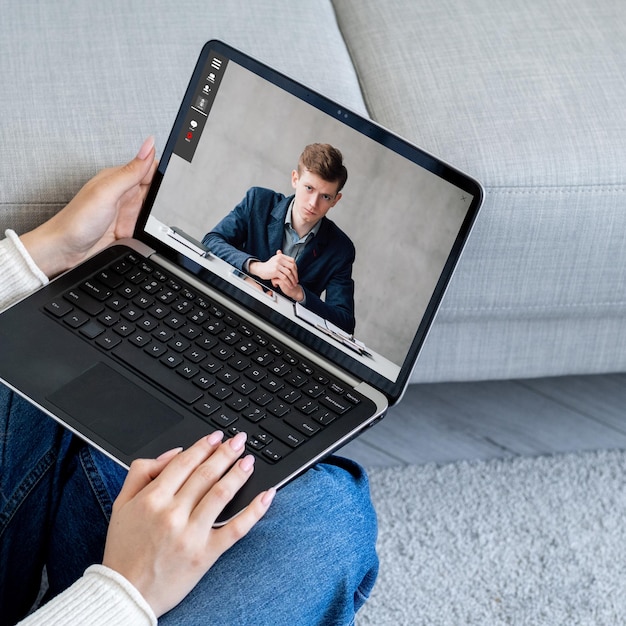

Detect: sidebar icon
[174, 52, 228, 163]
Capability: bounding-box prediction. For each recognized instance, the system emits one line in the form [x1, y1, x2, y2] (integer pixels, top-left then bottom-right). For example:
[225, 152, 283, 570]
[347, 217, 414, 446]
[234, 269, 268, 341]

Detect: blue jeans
[0, 386, 378, 625]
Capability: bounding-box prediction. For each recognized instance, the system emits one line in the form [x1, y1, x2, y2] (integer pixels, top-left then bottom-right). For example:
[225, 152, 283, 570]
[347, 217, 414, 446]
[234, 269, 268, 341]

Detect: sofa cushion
[333, 0, 626, 382]
[0, 0, 366, 234]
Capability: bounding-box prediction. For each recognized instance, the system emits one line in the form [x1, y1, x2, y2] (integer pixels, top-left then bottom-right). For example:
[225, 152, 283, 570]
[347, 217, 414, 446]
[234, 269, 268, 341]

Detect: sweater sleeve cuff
[18, 565, 157, 626]
[0, 230, 49, 310]
[5, 229, 49, 286]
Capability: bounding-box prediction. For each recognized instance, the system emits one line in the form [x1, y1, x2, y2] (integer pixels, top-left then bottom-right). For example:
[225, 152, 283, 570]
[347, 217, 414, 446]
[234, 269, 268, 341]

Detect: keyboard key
[286, 373, 306, 388]
[229, 356, 250, 372]
[193, 374, 214, 390]
[209, 384, 232, 400]
[134, 294, 154, 309]
[217, 368, 239, 384]
[267, 400, 290, 418]
[177, 363, 199, 379]
[129, 332, 151, 347]
[247, 437, 266, 451]
[137, 317, 158, 331]
[262, 447, 284, 463]
[251, 391, 272, 407]
[98, 312, 119, 327]
[285, 415, 321, 437]
[169, 337, 190, 353]
[81, 280, 112, 302]
[312, 410, 337, 426]
[107, 296, 126, 311]
[213, 346, 234, 361]
[211, 411, 238, 428]
[305, 383, 324, 398]
[185, 347, 206, 363]
[279, 388, 302, 404]
[296, 398, 319, 416]
[196, 335, 218, 351]
[79, 321, 105, 339]
[97, 270, 124, 289]
[114, 322, 134, 337]
[254, 352, 273, 366]
[345, 391, 362, 406]
[149, 304, 169, 319]
[144, 342, 167, 357]
[121, 307, 143, 322]
[181, 325, 201, 340]
[119, 285, 139, 299]
[243, 407, 266, 423]
[245, 367, 266, 382]
[194, 399, 220, 417]
[320, 393, 351, 415]
[64, 290, 104, 316]
[96, 333, 121, 350]
[226, 395, 249, 412]
[45, 299, 73, 318]
[262, 377, 283, 393]
[201, 358, 222, 374]
[270, 362, 290, 377]
[234, 379, 256, 395]
[64, 311, 89, 328]
[165, 315, 185, 329]
[205, 320, 225, 335]
[161, 353, 183, 368]
[153, 328, 174, 342]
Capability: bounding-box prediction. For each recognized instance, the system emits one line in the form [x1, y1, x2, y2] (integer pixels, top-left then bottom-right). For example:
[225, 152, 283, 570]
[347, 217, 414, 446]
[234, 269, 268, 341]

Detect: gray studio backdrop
[152, 61, 469, 367]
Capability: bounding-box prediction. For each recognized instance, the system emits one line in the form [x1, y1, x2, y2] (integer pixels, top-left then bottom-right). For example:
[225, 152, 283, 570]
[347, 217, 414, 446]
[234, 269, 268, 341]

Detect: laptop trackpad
[48, 362, 183, 455]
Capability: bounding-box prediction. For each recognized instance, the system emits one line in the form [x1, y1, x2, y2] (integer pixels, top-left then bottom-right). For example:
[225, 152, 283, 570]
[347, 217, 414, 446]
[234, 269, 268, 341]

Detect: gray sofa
[2, 0, 625, 384]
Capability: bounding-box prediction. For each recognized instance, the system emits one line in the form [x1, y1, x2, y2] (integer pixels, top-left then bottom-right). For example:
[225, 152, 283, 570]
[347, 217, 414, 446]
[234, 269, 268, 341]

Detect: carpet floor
[358, 449, 626, 625]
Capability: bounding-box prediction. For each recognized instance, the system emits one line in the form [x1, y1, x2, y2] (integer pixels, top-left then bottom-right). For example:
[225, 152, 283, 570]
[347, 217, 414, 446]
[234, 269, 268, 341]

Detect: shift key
[64, 289, 104, 316]
[260, 417, 307, 448]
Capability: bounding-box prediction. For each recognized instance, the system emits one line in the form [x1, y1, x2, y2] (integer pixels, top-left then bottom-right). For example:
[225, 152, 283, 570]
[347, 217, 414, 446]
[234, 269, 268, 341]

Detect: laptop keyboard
[43, 251, 362, 464]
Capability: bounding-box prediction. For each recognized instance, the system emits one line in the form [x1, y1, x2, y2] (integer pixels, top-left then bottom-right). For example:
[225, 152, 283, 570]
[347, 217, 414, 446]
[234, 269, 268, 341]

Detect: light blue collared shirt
[282, 199, 322, 261]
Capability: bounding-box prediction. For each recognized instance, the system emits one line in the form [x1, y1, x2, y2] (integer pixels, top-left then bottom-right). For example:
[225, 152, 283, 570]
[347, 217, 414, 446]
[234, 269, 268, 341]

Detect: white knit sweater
[1, 232, 156, 625]
[0, 230, 49, 310]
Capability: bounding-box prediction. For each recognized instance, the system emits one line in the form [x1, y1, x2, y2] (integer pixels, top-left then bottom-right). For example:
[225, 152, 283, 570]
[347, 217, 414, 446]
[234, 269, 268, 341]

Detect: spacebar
[112, 342, 203, 405]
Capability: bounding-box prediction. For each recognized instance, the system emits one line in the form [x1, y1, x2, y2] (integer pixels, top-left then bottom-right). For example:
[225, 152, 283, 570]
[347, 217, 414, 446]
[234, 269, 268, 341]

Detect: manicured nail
[156, 446, 183, 461]
[239, 454, 256, 472]
[207, 431, 224, 446]
[229, 431, 247, 451]
[262, 488, 276, 507]
[136, 135, 155, 160]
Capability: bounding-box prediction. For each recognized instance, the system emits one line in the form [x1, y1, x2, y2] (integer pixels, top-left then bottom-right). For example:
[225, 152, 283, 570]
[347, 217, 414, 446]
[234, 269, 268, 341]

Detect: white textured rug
[358, 449, 626, 625]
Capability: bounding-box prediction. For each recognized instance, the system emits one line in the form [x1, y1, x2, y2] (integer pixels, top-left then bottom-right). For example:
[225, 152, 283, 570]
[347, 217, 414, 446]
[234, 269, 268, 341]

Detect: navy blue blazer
[203, 187, 356, 333]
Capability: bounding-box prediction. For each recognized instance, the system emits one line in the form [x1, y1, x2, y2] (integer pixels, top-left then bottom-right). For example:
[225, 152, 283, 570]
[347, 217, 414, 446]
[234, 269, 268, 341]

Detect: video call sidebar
[173, 52, 228, 163]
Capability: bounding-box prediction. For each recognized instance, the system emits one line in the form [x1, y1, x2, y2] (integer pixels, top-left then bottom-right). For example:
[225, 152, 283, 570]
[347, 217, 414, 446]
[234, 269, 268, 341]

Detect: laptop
[0, 40, 483, 524]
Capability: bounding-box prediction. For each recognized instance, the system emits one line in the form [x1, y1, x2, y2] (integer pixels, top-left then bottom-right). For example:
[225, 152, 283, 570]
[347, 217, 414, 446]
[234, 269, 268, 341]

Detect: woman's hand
[21, 136, 157, 277]
[102, 431, 275, 618]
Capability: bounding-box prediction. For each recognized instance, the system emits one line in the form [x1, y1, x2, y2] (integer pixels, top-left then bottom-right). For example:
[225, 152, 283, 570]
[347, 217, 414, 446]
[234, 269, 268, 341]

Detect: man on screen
[203, 143, 356, 334]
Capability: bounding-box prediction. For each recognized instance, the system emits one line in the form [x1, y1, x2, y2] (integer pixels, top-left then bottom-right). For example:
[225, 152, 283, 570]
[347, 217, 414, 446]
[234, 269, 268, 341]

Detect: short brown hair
[298, 143, 348, 193]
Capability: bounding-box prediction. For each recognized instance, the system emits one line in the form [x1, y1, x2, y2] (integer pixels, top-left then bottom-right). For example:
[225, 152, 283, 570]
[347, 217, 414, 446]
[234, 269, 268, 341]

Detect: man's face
[291, 168, 342, 230]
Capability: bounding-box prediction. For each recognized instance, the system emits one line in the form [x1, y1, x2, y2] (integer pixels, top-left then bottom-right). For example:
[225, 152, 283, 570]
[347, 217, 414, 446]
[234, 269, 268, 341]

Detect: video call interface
[144, 48, 475, 385]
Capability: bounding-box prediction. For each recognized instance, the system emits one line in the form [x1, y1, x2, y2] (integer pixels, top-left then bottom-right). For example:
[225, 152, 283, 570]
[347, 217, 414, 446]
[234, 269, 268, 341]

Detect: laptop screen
[138, 41, 482, 401]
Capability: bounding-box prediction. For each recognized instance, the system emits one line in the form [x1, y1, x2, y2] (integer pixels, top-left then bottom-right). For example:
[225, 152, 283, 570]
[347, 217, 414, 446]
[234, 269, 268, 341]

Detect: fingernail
[229, 431, 247, 451]
[239, 454, 255, 472]
[136, 135, 155, 160]
[262, 488, 276, 507]
[156, 446, 183, 461]
[206, 430, 224, 446]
